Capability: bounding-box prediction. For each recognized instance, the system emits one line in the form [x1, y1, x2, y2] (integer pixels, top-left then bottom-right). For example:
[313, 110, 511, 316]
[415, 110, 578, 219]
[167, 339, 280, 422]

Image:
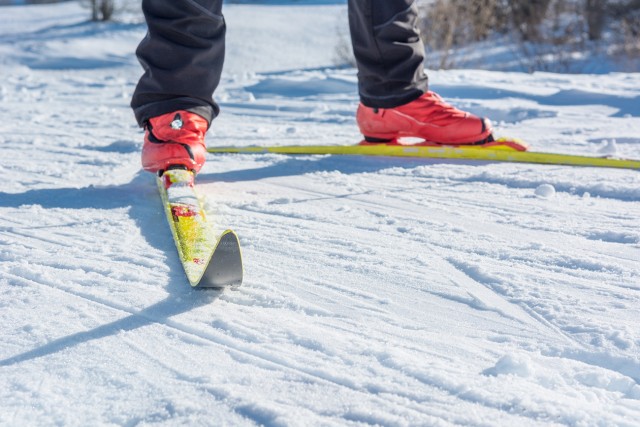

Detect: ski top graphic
[157, 168, 243, 288]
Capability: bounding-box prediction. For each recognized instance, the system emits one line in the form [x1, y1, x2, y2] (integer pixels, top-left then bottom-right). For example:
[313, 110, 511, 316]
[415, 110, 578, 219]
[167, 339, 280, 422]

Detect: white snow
[1, 2, 640, 426]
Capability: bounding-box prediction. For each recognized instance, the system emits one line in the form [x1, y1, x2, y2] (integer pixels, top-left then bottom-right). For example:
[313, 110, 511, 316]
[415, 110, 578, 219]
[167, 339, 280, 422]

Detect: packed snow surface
[1, 2, 639, 426]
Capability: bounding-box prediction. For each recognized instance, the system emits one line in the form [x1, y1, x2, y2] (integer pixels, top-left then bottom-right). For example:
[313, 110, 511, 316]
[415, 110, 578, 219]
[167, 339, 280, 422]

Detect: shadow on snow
[0, 171, 221, 367]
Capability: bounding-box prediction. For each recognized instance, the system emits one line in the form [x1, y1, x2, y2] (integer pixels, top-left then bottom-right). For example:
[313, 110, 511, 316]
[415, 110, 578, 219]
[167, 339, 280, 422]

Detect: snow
[1, 1, 640, 426]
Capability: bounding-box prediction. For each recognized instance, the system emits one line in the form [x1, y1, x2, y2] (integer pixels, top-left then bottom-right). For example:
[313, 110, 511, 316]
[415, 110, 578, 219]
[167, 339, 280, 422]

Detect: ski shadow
[198, 151, 487, 183]
[0, 172, 215, 289]
[0, 172, 221, 367]
[0, 290, 220, 367]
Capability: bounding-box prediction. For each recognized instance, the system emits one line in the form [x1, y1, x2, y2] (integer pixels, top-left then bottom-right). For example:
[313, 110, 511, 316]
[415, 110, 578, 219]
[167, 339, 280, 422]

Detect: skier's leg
[131, 0, 225, 127]
[132, 0, 225, 173]
[348, 0, 428, 109]
[349, 0, 493, 145]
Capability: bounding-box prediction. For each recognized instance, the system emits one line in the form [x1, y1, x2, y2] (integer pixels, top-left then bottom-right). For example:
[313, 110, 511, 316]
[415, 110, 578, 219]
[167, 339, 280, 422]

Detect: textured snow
[1, 2, 639, 426]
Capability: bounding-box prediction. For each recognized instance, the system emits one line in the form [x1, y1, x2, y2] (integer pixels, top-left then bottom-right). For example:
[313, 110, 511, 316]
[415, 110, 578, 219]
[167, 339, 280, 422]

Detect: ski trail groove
[1, 273, 453, 419]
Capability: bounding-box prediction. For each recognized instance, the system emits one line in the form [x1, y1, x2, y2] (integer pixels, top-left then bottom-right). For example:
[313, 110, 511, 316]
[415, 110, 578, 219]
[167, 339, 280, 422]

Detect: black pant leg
[131, 0, 225, 126]
[348, 0, 428, 108]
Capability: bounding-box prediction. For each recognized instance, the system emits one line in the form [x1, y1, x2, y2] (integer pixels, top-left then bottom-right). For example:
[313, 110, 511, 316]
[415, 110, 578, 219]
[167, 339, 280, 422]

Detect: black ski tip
[197, 231, 243, 288]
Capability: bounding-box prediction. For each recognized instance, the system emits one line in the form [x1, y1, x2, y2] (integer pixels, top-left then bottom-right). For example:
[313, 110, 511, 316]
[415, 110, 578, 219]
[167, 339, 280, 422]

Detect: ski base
[206, 138, 640, 170]
[157, 168, 243, 288]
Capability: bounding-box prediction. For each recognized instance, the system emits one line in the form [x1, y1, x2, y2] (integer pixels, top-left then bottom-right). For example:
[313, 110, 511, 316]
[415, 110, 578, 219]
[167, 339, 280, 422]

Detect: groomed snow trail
[1, 2, 639, 426]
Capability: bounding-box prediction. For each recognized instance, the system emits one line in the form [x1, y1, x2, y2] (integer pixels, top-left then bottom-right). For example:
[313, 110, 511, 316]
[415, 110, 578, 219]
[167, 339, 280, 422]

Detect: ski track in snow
[1, 2, 640, 426]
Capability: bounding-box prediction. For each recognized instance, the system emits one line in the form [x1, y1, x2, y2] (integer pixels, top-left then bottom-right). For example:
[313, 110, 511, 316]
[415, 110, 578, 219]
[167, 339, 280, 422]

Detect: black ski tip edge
[196, 230, 243, 289]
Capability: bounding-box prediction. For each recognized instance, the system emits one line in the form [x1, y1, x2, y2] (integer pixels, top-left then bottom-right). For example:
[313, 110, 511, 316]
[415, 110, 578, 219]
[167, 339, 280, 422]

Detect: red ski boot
[142, 110, 209, 174]
[356, 91, 493, 145]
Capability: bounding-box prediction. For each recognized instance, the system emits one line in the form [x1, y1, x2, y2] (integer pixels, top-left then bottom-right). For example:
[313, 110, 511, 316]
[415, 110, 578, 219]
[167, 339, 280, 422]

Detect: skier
[132, 0, 494, 174]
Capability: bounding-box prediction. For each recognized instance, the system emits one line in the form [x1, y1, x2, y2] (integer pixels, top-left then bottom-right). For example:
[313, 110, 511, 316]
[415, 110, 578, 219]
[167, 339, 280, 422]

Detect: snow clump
[535, 183, 556, 199]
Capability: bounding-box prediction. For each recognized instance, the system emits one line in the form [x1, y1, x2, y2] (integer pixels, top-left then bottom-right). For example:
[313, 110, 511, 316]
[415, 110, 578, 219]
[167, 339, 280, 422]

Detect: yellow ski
[207, 141, 640, 170]
[157, 168, 243, 288]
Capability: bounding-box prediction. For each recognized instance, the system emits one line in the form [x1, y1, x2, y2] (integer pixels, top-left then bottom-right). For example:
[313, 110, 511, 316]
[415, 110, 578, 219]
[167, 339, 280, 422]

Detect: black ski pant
[131, 0, 429, 126]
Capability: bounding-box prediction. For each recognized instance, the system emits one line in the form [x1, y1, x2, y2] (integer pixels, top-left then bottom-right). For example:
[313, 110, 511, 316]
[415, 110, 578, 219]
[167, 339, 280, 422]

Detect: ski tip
[196, 230, 243, 289]
[491, 137, 529, 151]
